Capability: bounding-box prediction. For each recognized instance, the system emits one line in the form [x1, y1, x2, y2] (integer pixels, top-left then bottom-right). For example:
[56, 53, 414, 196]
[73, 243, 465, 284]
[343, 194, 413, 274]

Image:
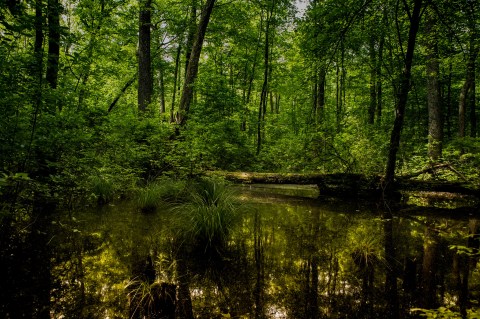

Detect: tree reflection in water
[1, 188, 479, 318]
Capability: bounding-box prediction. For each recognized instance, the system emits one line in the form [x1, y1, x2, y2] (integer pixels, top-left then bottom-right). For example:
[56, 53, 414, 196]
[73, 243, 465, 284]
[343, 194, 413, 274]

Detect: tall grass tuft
[89, 174, 116, 205]
[176, 178, 238, 253]
[136, 179, 187, 213]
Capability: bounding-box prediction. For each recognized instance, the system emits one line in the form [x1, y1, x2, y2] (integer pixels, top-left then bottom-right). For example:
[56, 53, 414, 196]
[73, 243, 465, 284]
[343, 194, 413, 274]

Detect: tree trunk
[257, 5, 274, 155]
[159, 66, 166, 113]
[276, 93, 280, 114]
[376, 22, 384, 121]
[46, 0, 60, 91]
[33, 0, 44, 105]
[138, 0, 152, 112]
[467, 1, 477, 137]
[458, 78, 471, 138]
[177, 0, 216, 125]
[368, 34, 377, 125]
[46, 0, 60, 113]
[108, 76, 136, 113]
[317, 66, 326, 121]
[171, 44, 181, 122]
[426, 7, 443, 160]
[446, 61, 453, 139]
[184, 0, 197, 77]
[384, 0, 423, 187]
[24, 0, 44, 173]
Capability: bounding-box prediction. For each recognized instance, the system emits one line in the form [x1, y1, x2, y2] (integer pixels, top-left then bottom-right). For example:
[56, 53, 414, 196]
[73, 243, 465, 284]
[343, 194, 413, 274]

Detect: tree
[46, 0, 60, 111]
[138, 0, 153, 112]
[384, 0, 424, 187]
[425, 6, 443, 160]
[177, 0, 216, 125]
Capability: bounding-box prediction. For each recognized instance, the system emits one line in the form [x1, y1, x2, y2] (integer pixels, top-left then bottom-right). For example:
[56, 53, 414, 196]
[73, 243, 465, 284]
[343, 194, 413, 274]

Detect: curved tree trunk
[384, 0, 423, 187]
[177, 0, 216, 125]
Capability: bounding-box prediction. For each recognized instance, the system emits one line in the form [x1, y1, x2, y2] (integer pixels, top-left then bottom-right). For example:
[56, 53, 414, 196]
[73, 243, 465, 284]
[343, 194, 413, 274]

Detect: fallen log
[209, 171, 480, 199]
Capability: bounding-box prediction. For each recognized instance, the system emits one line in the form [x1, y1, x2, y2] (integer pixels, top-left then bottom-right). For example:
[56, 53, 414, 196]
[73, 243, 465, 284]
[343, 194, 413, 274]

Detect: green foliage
[444, 138, 480, 181]
[411, 307, 480, 318]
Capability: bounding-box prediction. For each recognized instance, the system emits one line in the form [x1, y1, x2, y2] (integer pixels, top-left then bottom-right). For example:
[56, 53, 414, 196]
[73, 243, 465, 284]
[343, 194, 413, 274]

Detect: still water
[1, 185, 479, 318]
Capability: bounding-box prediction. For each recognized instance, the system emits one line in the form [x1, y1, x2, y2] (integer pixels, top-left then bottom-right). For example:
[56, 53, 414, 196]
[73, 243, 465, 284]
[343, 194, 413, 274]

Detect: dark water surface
[1, 185, 480, 318]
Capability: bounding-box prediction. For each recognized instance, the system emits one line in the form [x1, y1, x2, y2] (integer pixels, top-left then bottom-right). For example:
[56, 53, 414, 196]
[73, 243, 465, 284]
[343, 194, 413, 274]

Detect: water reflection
[1, 188, 480, 318]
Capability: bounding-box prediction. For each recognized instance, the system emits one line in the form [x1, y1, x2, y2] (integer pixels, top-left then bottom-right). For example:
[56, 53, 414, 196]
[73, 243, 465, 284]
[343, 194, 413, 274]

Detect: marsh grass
[175, 178, 239, 253]
[126, 279, 176, 318]
[136, 179, 187, 213]
[89, 175, 116, 204]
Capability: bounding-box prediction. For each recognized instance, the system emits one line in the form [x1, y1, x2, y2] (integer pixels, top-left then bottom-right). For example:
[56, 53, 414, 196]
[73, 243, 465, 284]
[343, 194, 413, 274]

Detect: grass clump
[136, 179, 187, 213]
[89, 174, 116, 205]
[176, 178, 238, 253]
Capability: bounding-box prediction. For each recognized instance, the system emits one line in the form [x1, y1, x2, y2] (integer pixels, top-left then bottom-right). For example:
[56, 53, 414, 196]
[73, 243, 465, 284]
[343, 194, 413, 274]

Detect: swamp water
[1, 185, 480, 318]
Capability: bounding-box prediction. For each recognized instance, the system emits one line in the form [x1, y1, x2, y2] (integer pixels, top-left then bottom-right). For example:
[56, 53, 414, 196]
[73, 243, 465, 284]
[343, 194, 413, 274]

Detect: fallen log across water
[208, 171, 480, 199]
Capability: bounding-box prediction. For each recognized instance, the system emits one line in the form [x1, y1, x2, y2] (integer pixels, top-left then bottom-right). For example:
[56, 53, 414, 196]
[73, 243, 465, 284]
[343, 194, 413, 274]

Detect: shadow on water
[1, 184, 480, 318]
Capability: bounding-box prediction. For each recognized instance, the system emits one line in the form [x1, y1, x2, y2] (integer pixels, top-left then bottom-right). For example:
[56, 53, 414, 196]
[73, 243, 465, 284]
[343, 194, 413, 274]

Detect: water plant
[89, 174, 116, 205]
[175, 178, 239, 253]
[135, 179, 187, 213]
[126, 280, 176, 318]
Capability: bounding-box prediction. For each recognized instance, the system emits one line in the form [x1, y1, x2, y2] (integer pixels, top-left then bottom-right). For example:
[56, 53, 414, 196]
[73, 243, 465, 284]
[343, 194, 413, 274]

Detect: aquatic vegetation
[175, 178, 239, 253]
[89, 174, 116, 204]
[136, 179, 187, 213]
[126, 280, 176, 318]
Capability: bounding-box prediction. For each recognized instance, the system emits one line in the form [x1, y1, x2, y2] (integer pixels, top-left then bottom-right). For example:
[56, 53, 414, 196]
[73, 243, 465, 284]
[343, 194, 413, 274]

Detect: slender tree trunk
[276, 93, 280, 114]
[376, 23, 384, 121]
[384, 0, 423, 186]
[318, 66, 326, 121]
[246, 18, 263, 105]
[138, 0, 152, 112]
[171, 45, 181, 122]
[446, 61, 453, 139]
[108, 76, 136, 113]
[159, 66, 166, 113]
[45, 0, 60, 113]
[369, 34, 377, 124]
[426, 7, 443, 160]
[336, 62, 340, 129]
[313, 68, 318, 119]
[24, 0, 45, 174]
[468, 67, 476, 138]
[468, 1, 477, 137]
[46, 0, 60, 91]
[459, 2, 478, 138]
[177, 0, 216, 125]
[257, 4, 274, 155]
[458, 78, 471, 138]
[34, 0, 44, 105]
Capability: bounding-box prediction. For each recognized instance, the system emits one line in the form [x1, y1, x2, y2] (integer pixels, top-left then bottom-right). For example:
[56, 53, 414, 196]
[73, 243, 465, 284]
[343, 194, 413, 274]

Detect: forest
[1, 0, 480, 317]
